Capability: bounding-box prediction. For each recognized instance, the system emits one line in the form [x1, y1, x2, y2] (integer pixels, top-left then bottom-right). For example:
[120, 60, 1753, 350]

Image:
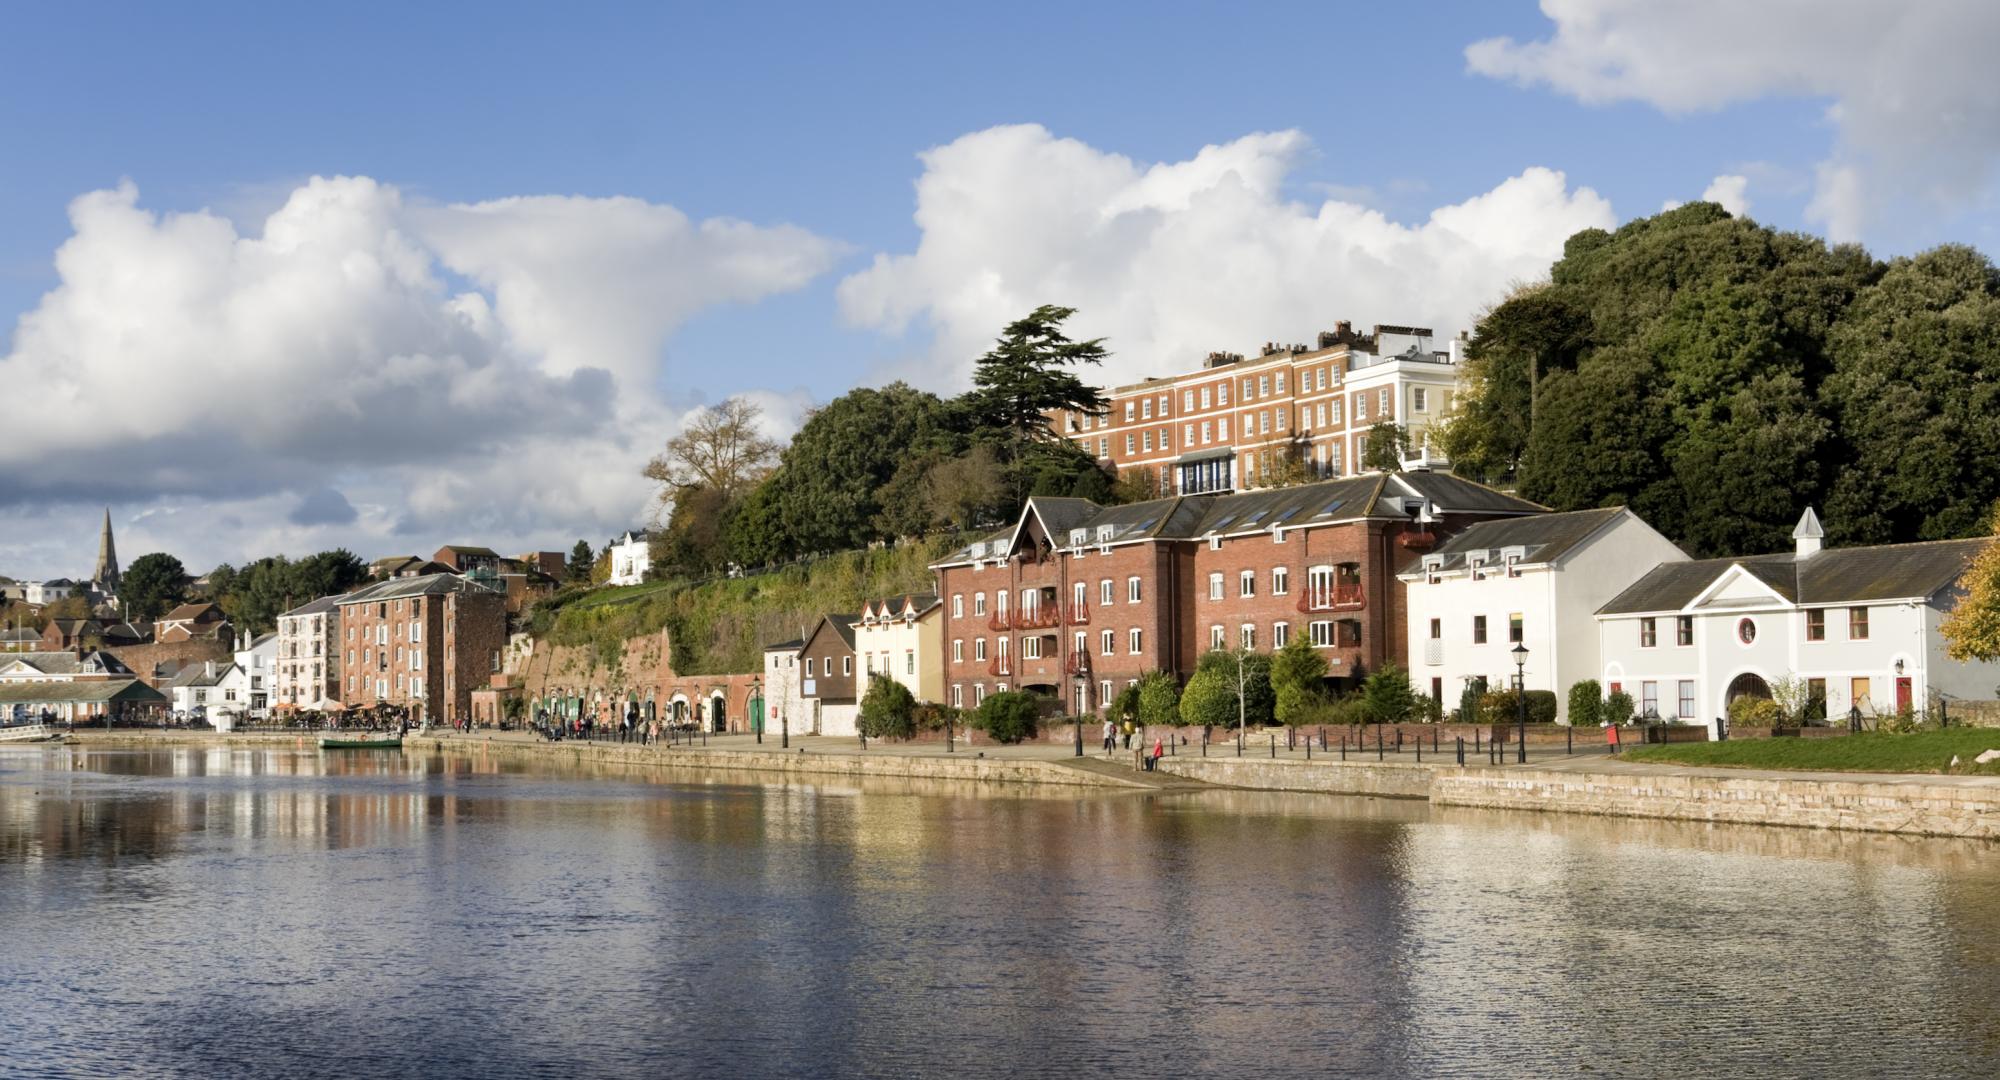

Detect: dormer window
[1506, 555, 1521, 578]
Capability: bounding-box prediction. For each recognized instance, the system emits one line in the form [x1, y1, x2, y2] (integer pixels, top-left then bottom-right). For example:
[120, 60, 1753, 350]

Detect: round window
[1737, 618, 1757, 644]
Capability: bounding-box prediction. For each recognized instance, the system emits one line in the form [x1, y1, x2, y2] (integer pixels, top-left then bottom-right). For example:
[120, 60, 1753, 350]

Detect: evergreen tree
[120, 553, 189, 625]
[567, 541, 595, 583]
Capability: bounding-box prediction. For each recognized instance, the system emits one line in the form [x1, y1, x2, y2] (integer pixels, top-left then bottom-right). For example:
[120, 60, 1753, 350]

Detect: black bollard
[1269, 733, 1275, 758]
[1376, 724, 1384, 761]
[1456, 736, 1465, 766]
[1567, 725, 1574, 755]
[1341, 734, 1347, 761]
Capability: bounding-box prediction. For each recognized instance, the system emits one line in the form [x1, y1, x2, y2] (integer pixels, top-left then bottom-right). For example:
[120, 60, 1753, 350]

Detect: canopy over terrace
[0, 678, 167, 722]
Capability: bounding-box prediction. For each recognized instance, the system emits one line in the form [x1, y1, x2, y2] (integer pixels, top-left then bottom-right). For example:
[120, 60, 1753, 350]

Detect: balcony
[1400, 528, 1435, 552]
[1068, 600, 1090, 625]
[1297, 583, 1365, 612]
[987, 655, 1013, 678]
[1013, 607, 1062, 630]
[987, 611, 1010, 633]
[1065, 652, 1091, 676]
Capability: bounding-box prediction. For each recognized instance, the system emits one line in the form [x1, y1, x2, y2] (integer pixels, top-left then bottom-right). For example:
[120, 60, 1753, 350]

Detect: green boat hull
[318, 737, 403, 750]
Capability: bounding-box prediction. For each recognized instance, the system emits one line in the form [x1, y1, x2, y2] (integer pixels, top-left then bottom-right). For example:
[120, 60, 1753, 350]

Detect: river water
[1, 744, 1996, 1079]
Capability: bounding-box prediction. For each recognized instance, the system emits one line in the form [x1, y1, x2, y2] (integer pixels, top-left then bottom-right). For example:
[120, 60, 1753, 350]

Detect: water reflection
[0, 745, 1995, 1078]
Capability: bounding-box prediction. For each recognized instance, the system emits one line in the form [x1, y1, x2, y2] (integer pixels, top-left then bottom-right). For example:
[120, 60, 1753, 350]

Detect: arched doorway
[1726, 672, 1771, 707]
[709, 693, 727, 733]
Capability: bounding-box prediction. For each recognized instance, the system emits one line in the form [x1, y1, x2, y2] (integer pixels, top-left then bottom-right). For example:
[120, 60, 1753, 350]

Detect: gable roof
[803, 613, 859, 652]
[159, 602, 223, 623]
[1599, 537, 1987, 615]
[1417, 507, 1633, 572]
[934, 472, 1544, 568]
[0, 679, 167, 706]
[762, 638, 805, 652]
[281, 593, 347, 618]
[437, 545, 500, 557]
[339, 574, 501, 605]
[0, 650, 134, 678]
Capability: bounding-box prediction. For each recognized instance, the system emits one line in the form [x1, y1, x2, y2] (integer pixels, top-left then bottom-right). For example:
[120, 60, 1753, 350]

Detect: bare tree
[643, 397, 781, 498]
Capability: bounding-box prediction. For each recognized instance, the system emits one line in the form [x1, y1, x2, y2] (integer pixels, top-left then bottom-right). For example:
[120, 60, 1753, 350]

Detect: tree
[1109, 679, 1143, 723]
[965, 304, 1110, 445]
[1566, 679, 1603, 728]
[1177, 661, 1235, 732]
[1136, 671, 1181, 731]
[643, 396, 781, 499]
[651, 484, 737, 578]
[1942, 503, 2000, 661]
[1438, 280, 1593, 483]
[1361, 663, 1419, 724]
[1178, 650, 1270, 732]
[974, 690, 1039, 744]
[923, 444, 1010, 532]
[1360, 421, 1412, 473]
[1604, 689, 1636, 727]
[120, 552, 188, 625]
[1269, 636, 1329, 726]
[292, 549, 368, 600]
[566, 541, 595, 584]
[858, 677, 918, 740]
[763, 382, 962, 556]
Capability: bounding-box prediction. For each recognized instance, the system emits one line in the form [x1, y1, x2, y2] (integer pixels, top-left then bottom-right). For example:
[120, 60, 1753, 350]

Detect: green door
[750, 696, 765, 735]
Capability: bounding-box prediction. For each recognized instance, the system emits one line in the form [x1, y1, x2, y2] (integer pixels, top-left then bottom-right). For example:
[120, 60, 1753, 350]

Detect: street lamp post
[751, 677, 763, 745]
[1511, 642, 1528, 764]
[1235, 650, 1247, 757]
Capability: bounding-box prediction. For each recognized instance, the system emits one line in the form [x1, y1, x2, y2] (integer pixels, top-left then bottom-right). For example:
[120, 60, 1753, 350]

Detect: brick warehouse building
[930, 470, 1542, 714]
[336, 574, 507, 725]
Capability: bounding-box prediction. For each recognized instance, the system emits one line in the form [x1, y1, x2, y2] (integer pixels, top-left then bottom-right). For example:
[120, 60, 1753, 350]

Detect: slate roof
[860, 593, 941, 621]
[167, 663, 231, 689]
[808, 613, 860, 651]
[0, 628, 42, 644]
[1415, 507, 1631, 572]
[437, 545, 500, 557]
[159, 602, 223, 623]
[0, 679, 166, 705]
[1599, 538, 1987, 615]
[935, 472, 1542, 567]
[281, 593, 347, 618]
[0, 651, 134, 678]
[340, 574, 500, 605]
[762, 638, 805, 652]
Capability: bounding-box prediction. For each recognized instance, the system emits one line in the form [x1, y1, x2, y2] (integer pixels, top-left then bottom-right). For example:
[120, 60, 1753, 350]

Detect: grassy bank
[527, 536, 962, 678]
[1624, 729, 2000, 774]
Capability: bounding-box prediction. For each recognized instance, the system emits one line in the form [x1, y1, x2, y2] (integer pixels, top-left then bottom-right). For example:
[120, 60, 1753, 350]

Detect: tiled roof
[1418, 507, 1631, 572]
[159, 602, 222, 623]
[1599, 538, 1987, 615]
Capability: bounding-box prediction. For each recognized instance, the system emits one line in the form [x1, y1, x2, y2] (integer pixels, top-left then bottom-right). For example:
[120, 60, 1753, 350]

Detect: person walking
[1101, 717, 1115, 752]
[1121, 720, 1134, 750]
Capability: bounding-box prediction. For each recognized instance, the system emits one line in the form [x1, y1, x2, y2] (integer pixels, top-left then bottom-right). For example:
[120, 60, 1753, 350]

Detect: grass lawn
[1623, 729, 2000, 775]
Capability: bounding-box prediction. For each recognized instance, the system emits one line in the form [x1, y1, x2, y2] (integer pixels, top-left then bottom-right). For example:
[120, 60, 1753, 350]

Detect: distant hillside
[528, 534, 960, 678]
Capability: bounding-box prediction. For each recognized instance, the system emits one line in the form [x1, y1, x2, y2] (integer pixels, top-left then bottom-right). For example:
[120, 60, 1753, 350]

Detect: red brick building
[335, 575, 507, 725]
[930, 470, 1541, 714]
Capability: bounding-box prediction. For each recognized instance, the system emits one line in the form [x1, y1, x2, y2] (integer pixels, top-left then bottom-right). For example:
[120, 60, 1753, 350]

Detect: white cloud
[1701, 174, 1751, 217]
[1466, 0, 2000, 241]
[0, 177, 841, 577]
[837, 124, 1613, 390]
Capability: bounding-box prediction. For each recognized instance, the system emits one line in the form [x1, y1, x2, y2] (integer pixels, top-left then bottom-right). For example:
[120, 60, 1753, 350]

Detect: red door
[1895, 677, 1913, 713]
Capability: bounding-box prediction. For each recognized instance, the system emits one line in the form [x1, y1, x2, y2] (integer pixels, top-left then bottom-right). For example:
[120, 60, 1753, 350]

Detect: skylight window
[1315, 499, 1344, 518]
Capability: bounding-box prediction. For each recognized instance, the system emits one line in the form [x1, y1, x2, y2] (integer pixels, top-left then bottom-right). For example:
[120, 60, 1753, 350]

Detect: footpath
[63, 728, 2000, 839]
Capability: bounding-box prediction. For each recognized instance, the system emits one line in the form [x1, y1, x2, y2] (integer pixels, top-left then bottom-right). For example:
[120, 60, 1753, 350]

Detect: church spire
[94, 507, 119, 593]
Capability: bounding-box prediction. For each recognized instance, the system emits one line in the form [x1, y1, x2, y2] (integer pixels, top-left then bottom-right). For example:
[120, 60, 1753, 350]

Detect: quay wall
[1156, 757, 1435, 799]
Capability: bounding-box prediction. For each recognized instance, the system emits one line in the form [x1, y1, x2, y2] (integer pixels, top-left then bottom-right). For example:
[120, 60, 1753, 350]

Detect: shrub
[858, 678, 917, 740]
[1361, 663, 1419, 724]
[1270, 637, 1330, 726]
[1727, 695, 1782, 730]
[911, 703, 956, 732]
[1603, 690, 1635, 727]
[976, 691, 1039, 744]
[1136, 671, 1181, 730]
[1109, 680, 1143, 723]
[1567, 680, 1602, 728]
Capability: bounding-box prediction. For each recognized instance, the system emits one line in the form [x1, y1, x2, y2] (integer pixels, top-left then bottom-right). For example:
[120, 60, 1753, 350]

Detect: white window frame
[1127, 577, 1141, 603]
[1208, 573, 1224, 601]
[1272, 566, 1289, 595]
[1240, 624, 1255, 650]
[1273, 621, 1289, 648]
[1239, 570, 1255, 598]
[1128, 628, 1142, 655]
[1309, 620, 1334, 648]
[1209, 625, 1225, 650]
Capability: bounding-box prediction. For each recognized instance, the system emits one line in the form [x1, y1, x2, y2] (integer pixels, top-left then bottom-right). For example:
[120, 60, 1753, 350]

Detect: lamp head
[1510, 642, 1529, 664]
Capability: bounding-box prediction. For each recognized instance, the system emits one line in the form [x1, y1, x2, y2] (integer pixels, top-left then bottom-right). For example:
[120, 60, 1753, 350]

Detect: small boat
[318, 736, 404, 750]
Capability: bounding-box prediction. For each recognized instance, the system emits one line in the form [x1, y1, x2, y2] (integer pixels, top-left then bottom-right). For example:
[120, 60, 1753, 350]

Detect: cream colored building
[851, 594, 945, 705]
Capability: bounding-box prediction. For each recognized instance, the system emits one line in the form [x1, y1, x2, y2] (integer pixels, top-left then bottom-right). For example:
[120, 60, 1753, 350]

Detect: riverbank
[55, 729, 2000, 839]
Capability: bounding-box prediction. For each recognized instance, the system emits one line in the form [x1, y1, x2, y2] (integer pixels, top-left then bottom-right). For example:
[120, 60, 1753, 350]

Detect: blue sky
[2, 1, 1994, 577]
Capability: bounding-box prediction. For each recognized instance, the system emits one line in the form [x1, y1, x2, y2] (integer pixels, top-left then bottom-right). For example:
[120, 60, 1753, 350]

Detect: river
[1, 744, 1996, 1078]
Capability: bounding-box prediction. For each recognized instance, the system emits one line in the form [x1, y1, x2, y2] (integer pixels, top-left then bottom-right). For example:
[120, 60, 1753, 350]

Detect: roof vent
[1792, 507, 1824, 560]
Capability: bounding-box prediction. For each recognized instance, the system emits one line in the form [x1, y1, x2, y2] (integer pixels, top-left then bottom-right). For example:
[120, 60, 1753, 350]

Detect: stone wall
[515, 630, 766, 733]
[105, 639, 232, 687]
[1156, 756, 1436, 798]
[1429, 767, 2000, 839]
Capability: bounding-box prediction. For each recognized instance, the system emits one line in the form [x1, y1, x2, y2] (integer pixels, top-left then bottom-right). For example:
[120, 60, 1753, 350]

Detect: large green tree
[120, 552, 188, 624]
[762, 382, 962, 556]
[1269, 636, 1329, 725]
[966, 304, 1110, 443]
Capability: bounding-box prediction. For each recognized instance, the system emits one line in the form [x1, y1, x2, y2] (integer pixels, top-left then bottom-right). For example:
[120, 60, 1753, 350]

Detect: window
[1330, 443, 1343, 474]
[1677, 680, 1695, 718]
[952, 594, 963, 618]
[1100, 680, 1113, 704]
[806, 658, 816, 677]
[1128, 628, 1143, 654]
[952, 685, 964, 708]
[1142, 398, 1153, 419]
[409, 621, 421, 643]
[1128, 577, 1142, 603]
[1805, 609, 1825, 641]
[1240, 624, 1255, 650]
[1243, 377, 1254, 398]
[865, 652, 876, 674]
[1508, 613, 1523, 644]
[1309, 620, 1334, 647]
[1258, 374, 1270, 397]
[1023, 636, 1043, 660]
[1184, 390, 1194, 410]
[1806, 678, 1827, 720]
[1142, 430, 1153, 452]
[1098, 437, 1108, 458]
[1218, 383, 1228, 405]
[1159, 429, 1169, 450]
[1201, 420, 1213, 443]
[1275, 372, 1286, 393]
[1849, 606, 1869, 640]
[974, 593, 987, 617]
[1184, 423, 1194, 446]
[1429, 618, 1441, 639]
[1209, 625, 1225, 650]
[1124, 402, 1135, 422]
[974, 684, 985, 705]
[1272, 567, 1288, 595]
[1676, 615, 1693, 646]
[1640, 617, 1657, 648]
[1851, 676, 1872, 714]
[1218, 418, 1229, 439]
[1125, 434, 1135, 455]
[952, 640, 963, 662]
[842, 657, 852, 676]
[1378, 388, 1390, 415]
[1355, 393, 1368, 421]
[1505, 555, 1521, 578]
[1472, 615, 1488, 645]
[1200, 386, 1211, 408]
[1100, 579, 1114, 605]
[1413, 388, 1427, 412]
[1641, 681, 1659, 717]
[1231, 570, 1249, 598]
[1737, 618, 1757, 645]
[1101, 629, 1114, 655]
[1273, 622, 1289, 648]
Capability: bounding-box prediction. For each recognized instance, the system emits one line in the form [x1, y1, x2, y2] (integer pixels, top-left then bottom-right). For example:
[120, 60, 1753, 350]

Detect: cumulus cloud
[0, 177, 841, 575]
[837, 125, 1613, 389]
[1465, 0, 2000, 241]
[1663, 174, 1751, 216]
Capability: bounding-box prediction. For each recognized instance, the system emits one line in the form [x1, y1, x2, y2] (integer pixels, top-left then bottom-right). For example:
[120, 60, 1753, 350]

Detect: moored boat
[317, 736, 404, 750]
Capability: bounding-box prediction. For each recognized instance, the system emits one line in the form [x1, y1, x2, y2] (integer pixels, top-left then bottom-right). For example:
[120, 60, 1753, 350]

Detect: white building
[1403, 508, 1688, 722]
[167, 660, 229, 720]
[852, 594, 944, 706]
[605, 530, 652, 587]
[23, 579, 76, 605]
[275, 594, 343, 712]
[206, 633, 278, 728]
[1596, 508, 1997, 738]
[762, 638, 807, 738]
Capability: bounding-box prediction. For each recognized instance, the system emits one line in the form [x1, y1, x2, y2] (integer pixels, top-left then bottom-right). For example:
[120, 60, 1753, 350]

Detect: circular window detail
[1737, 618, 1757, 644]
